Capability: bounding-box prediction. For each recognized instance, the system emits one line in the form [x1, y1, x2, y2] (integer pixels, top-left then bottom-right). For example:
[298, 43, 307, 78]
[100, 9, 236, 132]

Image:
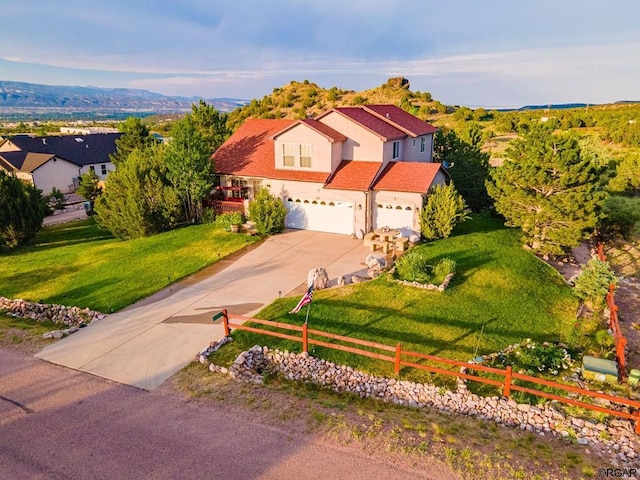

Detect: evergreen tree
[0, 171, 46, 249]
[420, 183, 469, 241]
[164, 116, 214, 223]
[77, 170, 102, 202]
[487, 126, 606, 256]
[110, 117, 156, 165]
[189, 100, 230, 154]
[95, 145, 181, 240]
[433, 129, 492, 212]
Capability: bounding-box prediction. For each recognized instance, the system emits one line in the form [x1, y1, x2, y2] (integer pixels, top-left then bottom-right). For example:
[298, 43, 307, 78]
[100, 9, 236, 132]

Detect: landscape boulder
[307, 267, 330, 290]
[365, 254, 387, 271]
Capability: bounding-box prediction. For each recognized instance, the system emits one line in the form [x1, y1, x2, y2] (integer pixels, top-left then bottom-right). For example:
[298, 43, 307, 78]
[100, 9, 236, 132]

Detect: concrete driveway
[36, 230, 370, 390]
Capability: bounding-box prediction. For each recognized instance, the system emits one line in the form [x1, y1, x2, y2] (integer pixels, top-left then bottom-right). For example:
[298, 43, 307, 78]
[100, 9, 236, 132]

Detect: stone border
[392, 271, 455, 291]
[197, 344, 639, 466]
[0, 297, 105, 338]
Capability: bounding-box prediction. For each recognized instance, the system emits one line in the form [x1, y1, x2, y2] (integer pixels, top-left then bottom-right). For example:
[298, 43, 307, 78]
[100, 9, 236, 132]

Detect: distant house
[212, 105, 448, 236]
[0, 133, 121, 193]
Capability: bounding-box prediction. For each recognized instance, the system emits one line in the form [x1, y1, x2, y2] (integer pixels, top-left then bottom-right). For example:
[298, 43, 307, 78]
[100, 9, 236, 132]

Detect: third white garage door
[285, 199, 354, 235]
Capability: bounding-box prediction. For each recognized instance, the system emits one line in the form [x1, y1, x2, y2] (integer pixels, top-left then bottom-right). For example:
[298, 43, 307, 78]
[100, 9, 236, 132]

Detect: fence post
[222, 309, 230, 336]
[503, 366, 512, 398]
[636, 410, 640, 435]
[394, 343, 401, 376]
[302, 323, 308, 353]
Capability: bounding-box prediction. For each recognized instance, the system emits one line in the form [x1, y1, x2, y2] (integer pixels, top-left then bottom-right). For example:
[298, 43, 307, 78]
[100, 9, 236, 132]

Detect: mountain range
[0, 81, 247, 118]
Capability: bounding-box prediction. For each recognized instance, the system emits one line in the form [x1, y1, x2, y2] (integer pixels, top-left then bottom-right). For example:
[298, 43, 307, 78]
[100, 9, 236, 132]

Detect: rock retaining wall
[0, 297, 105, 337]
[198, 344, 640, 466]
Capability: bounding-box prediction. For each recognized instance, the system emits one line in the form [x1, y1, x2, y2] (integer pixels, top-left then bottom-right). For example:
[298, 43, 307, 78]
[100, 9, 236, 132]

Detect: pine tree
[420, 183, 468, 241]
[433, 129, 492, 212]
[0, 171, 46, 249]
[487, 126, 606, 256]
[95, 145, 181, 240]
[110, 117, 157, 165]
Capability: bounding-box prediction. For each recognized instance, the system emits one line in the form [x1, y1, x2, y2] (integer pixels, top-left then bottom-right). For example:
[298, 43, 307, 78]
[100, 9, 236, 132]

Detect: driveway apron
[35, 230, 369, 390]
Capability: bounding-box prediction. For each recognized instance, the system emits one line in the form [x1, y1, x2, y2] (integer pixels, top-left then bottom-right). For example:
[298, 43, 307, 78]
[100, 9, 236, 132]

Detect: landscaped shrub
[214, 212, 243, 230]
[395, 250, 432, 284]
[573, 258, 617, 310]
[489, 339, 573, 376]
[248, 189, 286, 235]
[420, 183, 469, 241]
[434, 258, 456, 280]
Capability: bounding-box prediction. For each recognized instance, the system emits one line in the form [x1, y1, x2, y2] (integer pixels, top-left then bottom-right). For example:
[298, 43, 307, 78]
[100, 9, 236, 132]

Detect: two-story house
[0, 133, 121, 194]
[212, 105, 448, 236]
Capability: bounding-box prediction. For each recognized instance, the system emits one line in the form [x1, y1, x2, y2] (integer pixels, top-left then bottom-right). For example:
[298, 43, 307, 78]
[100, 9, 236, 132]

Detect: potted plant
[228, 212, 244, 233]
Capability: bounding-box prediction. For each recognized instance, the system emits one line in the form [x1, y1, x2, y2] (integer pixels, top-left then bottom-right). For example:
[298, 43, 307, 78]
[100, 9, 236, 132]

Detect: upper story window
[283, 143, 295, 166]
[101, 164, 108, 175]
[300, 144, 312, 168]
[89, 165, 95, 173]
[420, 136, 426, 153]
[392, 141, 400, 159]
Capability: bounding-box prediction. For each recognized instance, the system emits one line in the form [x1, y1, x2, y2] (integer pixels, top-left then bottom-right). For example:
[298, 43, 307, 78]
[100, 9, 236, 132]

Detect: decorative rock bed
[0, 296, 105, 338]
[198, 343, 640, 466]
[393, 272, 455, 291]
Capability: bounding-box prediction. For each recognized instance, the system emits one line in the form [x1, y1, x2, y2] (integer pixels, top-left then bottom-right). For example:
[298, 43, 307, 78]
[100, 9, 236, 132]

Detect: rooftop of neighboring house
[0, 151, 60, 173]
[1, 132, 122, 166]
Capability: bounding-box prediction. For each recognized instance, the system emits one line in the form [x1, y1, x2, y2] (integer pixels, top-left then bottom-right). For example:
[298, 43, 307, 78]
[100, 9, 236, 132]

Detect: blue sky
[1, 0, 638, 108]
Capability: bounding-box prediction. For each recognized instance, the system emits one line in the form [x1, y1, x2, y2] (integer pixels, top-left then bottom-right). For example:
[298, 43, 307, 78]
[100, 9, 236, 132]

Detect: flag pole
[304, 300, 311, 325]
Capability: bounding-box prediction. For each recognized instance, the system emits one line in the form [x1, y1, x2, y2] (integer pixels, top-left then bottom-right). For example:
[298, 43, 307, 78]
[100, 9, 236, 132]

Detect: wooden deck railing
[597, 243, 627, 380]
[218, 310, 640, 434]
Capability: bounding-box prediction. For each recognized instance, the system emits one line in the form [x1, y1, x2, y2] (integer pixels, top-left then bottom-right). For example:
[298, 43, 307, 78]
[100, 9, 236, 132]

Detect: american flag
[289, 285, 314, 314]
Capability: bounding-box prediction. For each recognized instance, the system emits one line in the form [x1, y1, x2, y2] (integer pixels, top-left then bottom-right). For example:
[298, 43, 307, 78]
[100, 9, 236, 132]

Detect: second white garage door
[285, 199, 354, 235]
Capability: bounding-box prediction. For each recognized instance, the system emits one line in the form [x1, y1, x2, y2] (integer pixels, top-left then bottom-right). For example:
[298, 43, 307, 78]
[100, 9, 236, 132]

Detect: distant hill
[0, 81, 247, 119]
[226, 77, 446, 130]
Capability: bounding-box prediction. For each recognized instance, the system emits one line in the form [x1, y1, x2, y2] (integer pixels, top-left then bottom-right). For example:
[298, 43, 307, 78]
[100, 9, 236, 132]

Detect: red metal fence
[219, 310, 640, 434]
[597, 243, 628, 380]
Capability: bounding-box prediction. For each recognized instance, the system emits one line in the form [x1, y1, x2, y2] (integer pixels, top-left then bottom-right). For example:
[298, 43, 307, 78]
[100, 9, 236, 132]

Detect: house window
[392, 141, 400, 159]
[420, 136, 426, 153]
[300, 143, 312, 168]
[283, 143, 295, 166]
[89, 166, 95, 173]
[101, 164, 107, 175]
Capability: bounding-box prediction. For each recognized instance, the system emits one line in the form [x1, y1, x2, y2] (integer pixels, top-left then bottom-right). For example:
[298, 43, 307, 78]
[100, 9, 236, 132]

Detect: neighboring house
[0, 133, 121, 193]
[212, 104, 448, 236]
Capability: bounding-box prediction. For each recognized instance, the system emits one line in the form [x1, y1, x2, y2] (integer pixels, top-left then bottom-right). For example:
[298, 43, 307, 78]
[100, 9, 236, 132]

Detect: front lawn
[213, 215, 578, 381]
[0, 219, 259, 312]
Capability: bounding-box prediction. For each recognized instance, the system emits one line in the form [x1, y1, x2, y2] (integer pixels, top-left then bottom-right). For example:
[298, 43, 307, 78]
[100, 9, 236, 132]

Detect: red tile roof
[212, 119, 329, 183]
[272, 119, 347, 142]
[327, 108, 406, 141]
[372, 162, 444, 193]
[325, 161, 383, 191]
[363, 105, 439, 137]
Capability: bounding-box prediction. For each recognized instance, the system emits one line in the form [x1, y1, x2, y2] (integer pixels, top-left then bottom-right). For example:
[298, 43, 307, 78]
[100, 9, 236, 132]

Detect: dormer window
[392, 141, 400, 159]
[300, 143, 312, 168]
[283, 143, 295, 166]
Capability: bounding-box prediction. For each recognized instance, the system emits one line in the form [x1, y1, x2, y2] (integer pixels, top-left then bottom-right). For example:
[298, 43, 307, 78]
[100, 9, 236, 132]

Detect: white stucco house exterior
[0, 133, 121, 194]
[212, 105, 448, 236]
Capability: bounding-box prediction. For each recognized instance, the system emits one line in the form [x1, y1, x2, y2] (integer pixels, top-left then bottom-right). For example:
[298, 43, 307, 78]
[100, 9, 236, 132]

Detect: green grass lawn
[214, 215, 578, 383]
[0, 219, 259, 312]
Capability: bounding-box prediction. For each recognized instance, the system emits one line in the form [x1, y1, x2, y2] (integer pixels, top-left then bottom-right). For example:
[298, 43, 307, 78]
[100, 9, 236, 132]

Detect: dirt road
[0, 349, 454, 480]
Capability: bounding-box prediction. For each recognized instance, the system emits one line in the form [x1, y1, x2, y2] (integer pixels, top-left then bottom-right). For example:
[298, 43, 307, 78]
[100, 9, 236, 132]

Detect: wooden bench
[395, 237, 409, 252]
[370, 239, 391, 254]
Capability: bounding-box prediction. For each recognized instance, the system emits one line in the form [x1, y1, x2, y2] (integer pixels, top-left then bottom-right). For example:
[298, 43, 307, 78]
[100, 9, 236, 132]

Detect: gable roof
[325, 160, 383, 191]
[325, 107, 406, 141]
[372, 161, 444, 193]
[212, 118, 328, 183]
[0, 151, 59, 172]
[272, 119, 347, 143]
[363, 105, 439, 137]
[5, 133, 121, 166]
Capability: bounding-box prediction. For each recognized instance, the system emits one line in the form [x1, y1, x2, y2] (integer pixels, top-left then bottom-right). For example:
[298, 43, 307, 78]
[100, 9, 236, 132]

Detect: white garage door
[373, 203, 415, 237]
[285, 198, 354, 235]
